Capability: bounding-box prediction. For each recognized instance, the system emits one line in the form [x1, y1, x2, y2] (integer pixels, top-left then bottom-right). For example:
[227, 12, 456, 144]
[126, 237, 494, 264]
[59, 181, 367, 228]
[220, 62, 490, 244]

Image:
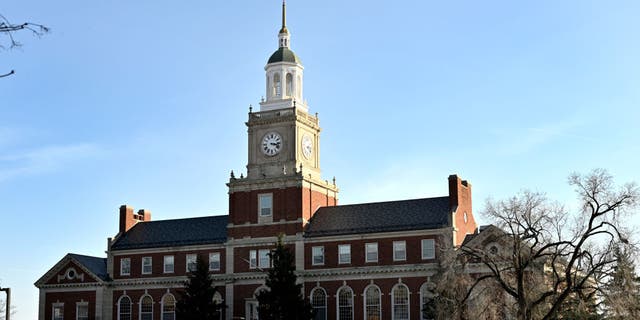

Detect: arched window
[286, 73, 293, 97]
[161, 293, 175, 320]
[296, 75, 302, 98]
[212, 292, 223, 320]
[419, 282, 436, 320]
[337, 286, 354, 320]
[364, 285, 381, 320]
[118, 296, 132, 320]
[392, 284, 410, 320]
[139, 295, 153, 320]
[274, 73, 281, 98]
[310, 287, 327, 320]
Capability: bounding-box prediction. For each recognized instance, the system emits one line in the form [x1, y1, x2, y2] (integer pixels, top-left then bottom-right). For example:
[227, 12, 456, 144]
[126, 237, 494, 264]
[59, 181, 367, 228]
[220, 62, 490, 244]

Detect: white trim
[141, 256, 152, 275]
[120, 257, 131, 276]
[138, 294, 154, 320]
[393, 241, 407, 261]
[365, 242, 378, 263]
[363, 284, 382, 320]
[338, 244, 351, 264]
[75, 301, 89, 320]
[116, 295, 132, 320]
[310, 287, 327, 320]
[335, 285, 354, 320]
[421, 239, 436, 260]
[186, 254, 197, 272]
[391, 283, 410, 320]
[160, 293, 176, 320]
[52, 302, 64, 320]
[209, 252, 221, 271]
[258, 193, 273, 217]
[312, 246, 324, 266]
[163, 255, 174, 274]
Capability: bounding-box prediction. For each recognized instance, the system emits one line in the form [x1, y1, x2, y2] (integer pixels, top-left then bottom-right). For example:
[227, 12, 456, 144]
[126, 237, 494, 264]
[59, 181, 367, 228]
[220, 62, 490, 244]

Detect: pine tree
[603, 245, 640, 319]
[176, 255, 222, 320]
[257, 235, 314, 320]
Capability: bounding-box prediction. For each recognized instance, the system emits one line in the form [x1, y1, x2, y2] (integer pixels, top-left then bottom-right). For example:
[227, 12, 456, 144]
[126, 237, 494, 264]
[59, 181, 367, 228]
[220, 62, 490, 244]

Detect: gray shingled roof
[111, 215, 228, 250]
[69, 253, 109, 281]
[304, 197, 451, 237]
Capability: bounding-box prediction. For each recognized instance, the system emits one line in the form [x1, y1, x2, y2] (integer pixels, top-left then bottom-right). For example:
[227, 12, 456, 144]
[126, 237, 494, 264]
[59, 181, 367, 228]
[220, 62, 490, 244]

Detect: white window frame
[249, 250, 257, 269]
[117, 295, 132, 320]
[164, 255, 174, 273]
[310, 287, 327, 320]
[209, 252, 221, 271]
[365, 242, 378, 263]
[391, 283, 410, 320]
[52, 302, 64, 320]
[186, 254, 197, 272]
[338, 244, 351, 264]
[141, 256, 152, 275]
[421, 239, 436, 260]
[120, 258, 131, 276]
[336, 286, 354, 320]
[312, 246, 324, 266]
[139, 295, 153, 320]
[76, 302, 88, 320]
[363, 285, 382, 320]
[258, 249, 271, 268]
[258, 193, 273, 217]
[161, 293, 176, 320]
[393, 241, 407, 261]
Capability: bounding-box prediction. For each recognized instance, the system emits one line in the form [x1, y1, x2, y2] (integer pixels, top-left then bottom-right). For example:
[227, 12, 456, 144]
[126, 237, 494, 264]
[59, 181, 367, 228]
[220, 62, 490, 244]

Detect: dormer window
[259, 194, 273, 216]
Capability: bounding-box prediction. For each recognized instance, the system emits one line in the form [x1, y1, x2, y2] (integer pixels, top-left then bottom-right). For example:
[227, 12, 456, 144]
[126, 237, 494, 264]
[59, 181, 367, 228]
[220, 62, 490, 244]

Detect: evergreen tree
[176, 255, 222, 320]
[257, 235, 314, 320]
[603, 245, 640, 319]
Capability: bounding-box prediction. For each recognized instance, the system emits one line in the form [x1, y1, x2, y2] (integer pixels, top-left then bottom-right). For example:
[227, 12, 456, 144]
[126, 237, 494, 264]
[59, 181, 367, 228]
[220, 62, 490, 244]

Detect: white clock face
[301, 134, 313, 159]
[261, 132, 282, 156]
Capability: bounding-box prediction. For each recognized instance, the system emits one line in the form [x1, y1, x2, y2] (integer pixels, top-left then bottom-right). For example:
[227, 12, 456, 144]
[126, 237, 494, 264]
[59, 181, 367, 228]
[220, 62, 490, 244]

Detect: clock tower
[226, 1, 338, 240]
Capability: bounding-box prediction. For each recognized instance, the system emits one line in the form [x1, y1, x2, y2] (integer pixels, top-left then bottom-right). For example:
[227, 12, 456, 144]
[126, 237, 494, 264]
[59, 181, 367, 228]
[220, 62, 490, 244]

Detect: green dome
[267, 47, 302, 64]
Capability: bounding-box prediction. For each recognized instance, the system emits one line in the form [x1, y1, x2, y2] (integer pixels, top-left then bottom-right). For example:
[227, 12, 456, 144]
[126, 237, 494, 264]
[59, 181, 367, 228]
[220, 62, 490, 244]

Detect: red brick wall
[45, 261, 99, 285]
[112, 287, 225, 320]
[113, 249, 225, 279]
[233, 284, 262, 317]
[228, 185, 336, 239]
[45, 291, 96, 320]
[304, 277, 429, 320]
[304, 235, 442, 269]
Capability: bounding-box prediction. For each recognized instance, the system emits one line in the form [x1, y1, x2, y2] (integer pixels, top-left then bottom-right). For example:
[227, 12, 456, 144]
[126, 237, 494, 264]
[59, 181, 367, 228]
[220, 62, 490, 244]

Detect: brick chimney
[448, 175, 476, 246]
[119, 205, 152, 234]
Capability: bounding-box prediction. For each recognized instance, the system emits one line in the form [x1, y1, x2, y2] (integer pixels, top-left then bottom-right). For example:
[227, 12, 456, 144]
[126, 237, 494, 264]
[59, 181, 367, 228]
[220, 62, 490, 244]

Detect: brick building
[35, 3, 478, 320]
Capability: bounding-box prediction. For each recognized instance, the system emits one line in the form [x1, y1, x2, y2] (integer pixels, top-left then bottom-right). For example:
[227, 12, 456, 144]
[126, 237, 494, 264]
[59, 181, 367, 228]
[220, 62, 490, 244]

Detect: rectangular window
[186, 254, 197, 272]
[76, 303, 88, 320]
[53, 304, 64, 320]
[249, 250, 258, 269]
[393, 241, 407, 261]
[120, 258, 130, 276]
[209, 252, 221, 271]
[259, 249, 271, 268]
[259, 194, 273, 216]
[164, 255, 174, 273]
[338, 244, 351, 264]
[142, 256, 152, 275]
[312, 246, 324, 266]
[365, 243, 378, 262]
[422, 239, 436, 260]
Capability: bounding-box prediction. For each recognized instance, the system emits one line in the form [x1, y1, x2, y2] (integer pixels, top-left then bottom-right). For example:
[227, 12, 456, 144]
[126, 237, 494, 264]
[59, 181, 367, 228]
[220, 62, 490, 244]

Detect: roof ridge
[136, 214, 228, 224]
[324, 196, 448, 209]
[68, 253, 106, 260]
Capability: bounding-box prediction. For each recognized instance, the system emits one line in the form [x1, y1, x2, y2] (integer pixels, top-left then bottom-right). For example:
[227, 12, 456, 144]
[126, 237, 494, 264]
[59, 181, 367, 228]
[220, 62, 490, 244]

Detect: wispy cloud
[0, 143, 102, 182]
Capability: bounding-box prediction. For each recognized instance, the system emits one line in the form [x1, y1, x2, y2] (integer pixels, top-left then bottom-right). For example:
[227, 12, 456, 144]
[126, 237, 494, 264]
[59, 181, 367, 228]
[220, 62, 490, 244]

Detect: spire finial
[280, 0, 288, 34]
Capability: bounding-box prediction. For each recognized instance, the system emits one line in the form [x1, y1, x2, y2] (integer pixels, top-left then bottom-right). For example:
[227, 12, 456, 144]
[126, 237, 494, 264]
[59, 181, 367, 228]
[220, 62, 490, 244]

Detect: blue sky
[1, 1, 640, 319]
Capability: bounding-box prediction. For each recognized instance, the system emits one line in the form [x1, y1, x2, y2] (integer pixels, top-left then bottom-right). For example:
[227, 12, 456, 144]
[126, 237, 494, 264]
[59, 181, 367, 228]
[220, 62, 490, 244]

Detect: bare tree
[445, 169, 638, 320]
[1, 13, 49, 77]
